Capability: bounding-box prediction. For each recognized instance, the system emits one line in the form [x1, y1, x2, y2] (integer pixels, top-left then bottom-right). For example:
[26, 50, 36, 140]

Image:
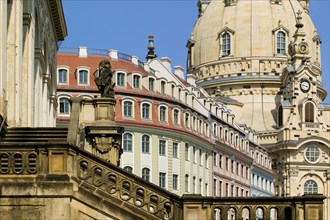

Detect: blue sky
[61, 0, 330, 103]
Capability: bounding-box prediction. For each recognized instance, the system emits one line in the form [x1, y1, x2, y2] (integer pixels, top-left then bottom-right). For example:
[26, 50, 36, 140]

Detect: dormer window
[117, 72, 125, 86]
[133, 75, 140, 88]
[161, 81, 166, 94]
[58, 68, 68, 84]
[277, 31, 286, 54]
[78, 69, 89, 85]
[222, 33, 231, 57]
[149, 78, 155, 91]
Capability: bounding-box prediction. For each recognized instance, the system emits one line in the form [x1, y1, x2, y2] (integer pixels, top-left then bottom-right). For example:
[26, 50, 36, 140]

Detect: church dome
[187, 0, 321, 87]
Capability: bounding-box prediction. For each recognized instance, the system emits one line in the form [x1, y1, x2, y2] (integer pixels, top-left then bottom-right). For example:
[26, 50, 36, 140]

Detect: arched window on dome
[304, 102, 314, 123]
[304, 180, 318, 194]
[277, 31, 286, 54]
[222, 33, 231, 57]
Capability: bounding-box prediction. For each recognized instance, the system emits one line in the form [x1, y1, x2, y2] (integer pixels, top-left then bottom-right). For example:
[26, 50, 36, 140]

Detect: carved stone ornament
[92, 135, 112, 153]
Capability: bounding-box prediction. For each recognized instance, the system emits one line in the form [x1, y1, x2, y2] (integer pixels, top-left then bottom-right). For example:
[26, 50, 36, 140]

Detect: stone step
[1, 127, 68, 143]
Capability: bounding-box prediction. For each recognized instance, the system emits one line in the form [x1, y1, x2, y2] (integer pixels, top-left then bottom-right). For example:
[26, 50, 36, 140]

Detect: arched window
[159, 106, 167, 122]
[123, 166, 133, 173]
[78, 69, 88, 84]
[59, 97, 70, 114]
[305, 102, 314, 122]
[142, 103, 150, 119]
[278, 105, 283, 127]
[304, 180, 318, 194]
[277, 31, 286, 54]
[173, 109, 180, 125]
[222, 33, 231, 57]
[142, 168, 150, 181]
[123, 133, 133, 152]
[117, 72, 125, 86]
[161, 81, 166, 94]
[133, 75, 140, 88]
[123, 101, 133, 117]
[141, 135, 150, 153]
[149, 78, 155, 91]
[58, 69, 68, 83]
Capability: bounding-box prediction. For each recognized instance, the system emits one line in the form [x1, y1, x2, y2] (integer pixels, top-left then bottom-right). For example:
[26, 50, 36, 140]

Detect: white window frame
[218, 27, 235, 58]
[132, 74, 141, 89]
[57, 66, 69, 84]
[58, 96, 71, 115]
[123, 100, 134, 118]
[272, 25, 289, 56]
[141, 101, 152, 120]
[77, 67, 90, 85]
[123, 132, 133, 152]
[116, 71, 126, 87]
[141, 134, 151, 154]
[159, 105, 168, 123]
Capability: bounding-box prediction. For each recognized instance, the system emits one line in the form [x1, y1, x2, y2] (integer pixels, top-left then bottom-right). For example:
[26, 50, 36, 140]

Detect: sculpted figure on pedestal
[95, 60, 115, 98]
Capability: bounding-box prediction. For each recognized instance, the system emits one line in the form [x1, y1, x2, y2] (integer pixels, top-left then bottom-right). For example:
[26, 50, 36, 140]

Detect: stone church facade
[187, 0, 330, 219]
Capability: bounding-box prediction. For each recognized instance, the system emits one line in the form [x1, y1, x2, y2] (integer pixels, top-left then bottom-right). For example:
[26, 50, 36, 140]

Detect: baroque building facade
[56, 46, 275, 200]
[0, 0, 67, 127]
[188, 0, 330, 218]
[0, 0, 328, 219]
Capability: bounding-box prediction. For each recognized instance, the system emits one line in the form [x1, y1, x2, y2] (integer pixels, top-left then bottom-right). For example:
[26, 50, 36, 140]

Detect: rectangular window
[123, 101, 133, 117]
[246, 191, 249, 197]
[241, 164, 244, 177]
[79, 70, 88, 84]
[213, 152, 217, 166]
[133, 75, 140, 88]
[173, 142, 178, 158]
[173, 109, 179, 124]
[58, 69, 68, 83]
[241, 189, 244, 197]
[159, 172, 166, 188]
[193, 146, 196, 163]
[205, 183, 208, 196]
[173, 174, 178, 190]
[226, 157, 229, 171]
[236, 187, 239, 197]
[159, 106, 167, 122]
[231, 160, 234, 173]
[226, 183, 229, 196]
[231, 185, 234, 197]
[236, 162, 239, 175]
[117, 72, 125, 86]
[219, 154, 222, 168]
[205, 154, 208, 168]
[142, 103, 150, 119]
[219, 180, 222, 197]
[213, 179, 217, 196]
[185, 175, 189, 192]
[159, 140, 166, 156]
[149, 78, 154, 91]
[193, 177, 196, 193]
[185, 143, 189, 161]
[161, 81, 166, 94]
[246, 167, 249, 180]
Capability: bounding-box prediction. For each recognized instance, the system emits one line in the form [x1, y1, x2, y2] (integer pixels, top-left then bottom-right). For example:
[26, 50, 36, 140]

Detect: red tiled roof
[57, 54, 149, 87]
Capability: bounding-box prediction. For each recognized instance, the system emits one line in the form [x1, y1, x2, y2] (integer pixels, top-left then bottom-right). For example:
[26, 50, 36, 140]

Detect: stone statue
[95, 60, 115, 98]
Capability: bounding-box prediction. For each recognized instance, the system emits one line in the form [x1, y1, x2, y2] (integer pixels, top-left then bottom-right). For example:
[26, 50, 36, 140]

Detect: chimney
[160, 57, 172, 72]
[79, 46, 88, 58]
[174, 66, 184, 79]
[109, 49, 118, 60]
[187, 73, 196, 86]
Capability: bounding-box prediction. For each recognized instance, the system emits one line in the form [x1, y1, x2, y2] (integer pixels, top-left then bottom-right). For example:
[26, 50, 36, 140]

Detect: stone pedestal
[85, 126, 123, 166]
[93, 98, 116, 123]
[83, 98, 124, 166]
